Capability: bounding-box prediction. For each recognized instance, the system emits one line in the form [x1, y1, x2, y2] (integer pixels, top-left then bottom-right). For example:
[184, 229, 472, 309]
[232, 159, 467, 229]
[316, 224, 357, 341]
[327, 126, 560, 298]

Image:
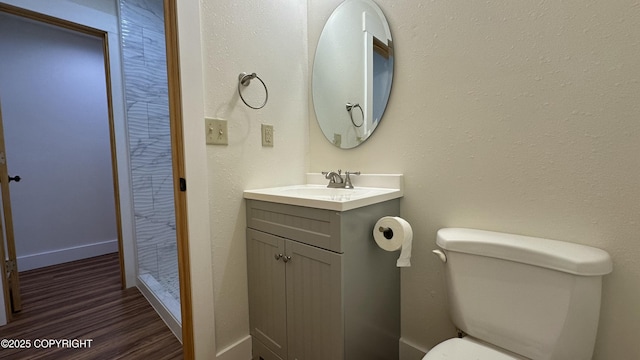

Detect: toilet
[426, 228, 612, 360]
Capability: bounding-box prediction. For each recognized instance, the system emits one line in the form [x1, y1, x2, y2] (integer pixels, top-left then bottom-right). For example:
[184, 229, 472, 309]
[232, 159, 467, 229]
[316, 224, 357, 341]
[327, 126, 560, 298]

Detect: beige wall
[188, 0, 640, 357]
[199, 0, 309, 355]
[308, 0, 640, 359]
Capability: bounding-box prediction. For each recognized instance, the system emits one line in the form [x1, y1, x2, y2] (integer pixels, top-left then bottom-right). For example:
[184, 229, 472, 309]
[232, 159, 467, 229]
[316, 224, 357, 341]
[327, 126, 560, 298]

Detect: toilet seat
[422, 337, 524, 360]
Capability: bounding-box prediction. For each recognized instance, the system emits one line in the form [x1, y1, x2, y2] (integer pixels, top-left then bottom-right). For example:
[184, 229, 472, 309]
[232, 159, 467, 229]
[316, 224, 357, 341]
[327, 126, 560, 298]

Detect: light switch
[205, 118, 228, 145]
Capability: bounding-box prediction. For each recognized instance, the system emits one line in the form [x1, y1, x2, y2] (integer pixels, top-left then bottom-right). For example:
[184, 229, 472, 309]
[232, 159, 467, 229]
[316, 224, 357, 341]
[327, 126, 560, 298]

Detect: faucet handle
[344, 171, 360, 189]
[322, 170, 345, 187]
[322, 170, 339, 180]
[322, 170, 342, 180]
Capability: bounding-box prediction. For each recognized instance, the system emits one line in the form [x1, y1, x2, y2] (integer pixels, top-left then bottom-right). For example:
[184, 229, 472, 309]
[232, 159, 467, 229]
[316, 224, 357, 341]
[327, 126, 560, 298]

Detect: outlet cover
[205, 118, 228, 145]
[261, 124, 274, 147]
[333, 133, 342, 147]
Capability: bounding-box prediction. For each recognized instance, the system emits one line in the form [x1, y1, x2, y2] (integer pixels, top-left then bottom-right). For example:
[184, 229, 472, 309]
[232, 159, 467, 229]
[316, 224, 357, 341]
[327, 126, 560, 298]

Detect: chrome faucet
[322, 170, 344, 188]
[321, 170, 360, 189]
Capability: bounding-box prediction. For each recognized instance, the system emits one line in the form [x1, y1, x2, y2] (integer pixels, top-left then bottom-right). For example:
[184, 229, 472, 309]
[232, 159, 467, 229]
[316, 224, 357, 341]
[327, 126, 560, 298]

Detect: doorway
[0, 6, 123, 313]
[0, 1, 194, 357]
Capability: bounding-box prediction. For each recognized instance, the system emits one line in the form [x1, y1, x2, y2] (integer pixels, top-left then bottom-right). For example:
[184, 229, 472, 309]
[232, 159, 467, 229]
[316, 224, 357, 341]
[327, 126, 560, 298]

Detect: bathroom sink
[243, 174, 403, 211]
[276, 185, 375, 198]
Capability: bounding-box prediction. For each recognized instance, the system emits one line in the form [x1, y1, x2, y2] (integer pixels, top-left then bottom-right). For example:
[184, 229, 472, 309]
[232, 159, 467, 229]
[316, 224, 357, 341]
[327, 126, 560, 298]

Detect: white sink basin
[243, 174, 403, 211]
[277, 185, 375, 198]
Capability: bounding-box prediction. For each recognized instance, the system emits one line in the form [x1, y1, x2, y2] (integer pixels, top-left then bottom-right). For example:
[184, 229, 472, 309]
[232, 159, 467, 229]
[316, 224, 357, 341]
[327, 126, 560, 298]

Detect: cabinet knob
[283, 255, 292, 263]
[274, 253, 283, 261]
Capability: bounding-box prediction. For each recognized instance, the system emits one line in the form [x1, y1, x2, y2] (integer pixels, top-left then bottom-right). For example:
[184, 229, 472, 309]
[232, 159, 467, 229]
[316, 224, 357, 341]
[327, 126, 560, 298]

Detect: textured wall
[199, 0, 309, 353]
[308, 0, 640, 358]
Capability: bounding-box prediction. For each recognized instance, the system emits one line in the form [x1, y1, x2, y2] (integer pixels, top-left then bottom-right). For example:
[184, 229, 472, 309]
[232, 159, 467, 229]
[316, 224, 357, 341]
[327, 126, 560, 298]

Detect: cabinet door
[247, 229, 287, 359]
[285, 240, 343, 360]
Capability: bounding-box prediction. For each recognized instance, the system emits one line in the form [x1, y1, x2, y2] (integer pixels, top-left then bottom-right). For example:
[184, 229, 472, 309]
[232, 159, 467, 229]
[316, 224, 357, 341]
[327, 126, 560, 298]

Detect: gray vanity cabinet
[246, 199, 400, 360]
[248, 229, 343, 360]
[247, 229, 288, 359]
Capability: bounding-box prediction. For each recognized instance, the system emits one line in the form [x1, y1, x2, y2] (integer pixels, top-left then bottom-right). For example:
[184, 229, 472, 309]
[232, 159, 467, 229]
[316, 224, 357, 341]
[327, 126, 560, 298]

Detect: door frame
[0, 3, 194, 357]
[0, 99, 19, 319]
[163, 0, 194, 357]
[0, 1, 127, 292]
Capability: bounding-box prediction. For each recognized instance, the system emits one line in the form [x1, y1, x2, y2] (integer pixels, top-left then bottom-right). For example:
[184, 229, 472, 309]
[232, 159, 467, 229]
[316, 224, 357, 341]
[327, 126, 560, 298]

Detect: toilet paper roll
[373, 216, 413, 267]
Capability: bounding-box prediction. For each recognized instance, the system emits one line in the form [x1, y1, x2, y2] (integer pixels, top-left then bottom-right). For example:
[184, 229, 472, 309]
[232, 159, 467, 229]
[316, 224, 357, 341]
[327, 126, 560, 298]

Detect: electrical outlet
[205, 118, 228, 145]
[262, 124, 274, 147]
[333, 133, 342, 147]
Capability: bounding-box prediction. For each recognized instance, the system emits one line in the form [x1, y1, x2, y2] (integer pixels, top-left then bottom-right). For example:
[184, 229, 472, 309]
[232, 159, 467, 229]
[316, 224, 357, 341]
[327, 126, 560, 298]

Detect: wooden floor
[0, 253, 183, 360]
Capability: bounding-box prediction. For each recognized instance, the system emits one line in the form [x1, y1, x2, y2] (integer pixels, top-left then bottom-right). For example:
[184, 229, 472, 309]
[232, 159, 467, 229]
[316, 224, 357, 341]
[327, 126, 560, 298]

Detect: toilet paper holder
[378, 226, 394, 239]
[374, 216, 413, 267]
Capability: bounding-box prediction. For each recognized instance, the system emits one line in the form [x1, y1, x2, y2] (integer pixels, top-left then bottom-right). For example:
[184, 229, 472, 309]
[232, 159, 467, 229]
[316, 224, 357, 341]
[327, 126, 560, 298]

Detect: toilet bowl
[423, 338, 525, 360]
[425, 228, 612, 360]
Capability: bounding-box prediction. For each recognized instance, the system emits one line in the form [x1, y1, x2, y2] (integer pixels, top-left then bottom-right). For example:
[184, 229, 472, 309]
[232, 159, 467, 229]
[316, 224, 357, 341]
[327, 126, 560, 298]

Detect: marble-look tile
[129, 136, 173, 174]
[132, 174, 154, 216]
[141, 65, 169, 103]
[120, 0, 165, 34]
[120, 22, 144, 66]
[133, 214, 160, 242]
[147, 102, 170, 137]
[135, 216, 176, 274]
[121, 0, 178, 316]
[157, 242, 177, 279]
[151, 173, 176, 225]
[136, 241, 159, 277]
[126, 101, 150, 139]
[142, 27, 166, 63]
[126, 99, 148, 120]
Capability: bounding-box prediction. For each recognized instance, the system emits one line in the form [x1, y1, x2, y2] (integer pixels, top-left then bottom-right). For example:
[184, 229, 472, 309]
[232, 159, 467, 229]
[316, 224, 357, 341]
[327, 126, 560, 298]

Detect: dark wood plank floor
[0, 253, 183, 360]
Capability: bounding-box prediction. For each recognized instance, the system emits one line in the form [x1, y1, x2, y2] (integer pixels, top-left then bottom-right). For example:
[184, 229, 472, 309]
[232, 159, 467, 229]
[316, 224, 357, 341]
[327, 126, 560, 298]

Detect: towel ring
[238, 72, 268, 109]
[346, 103, 364, 127]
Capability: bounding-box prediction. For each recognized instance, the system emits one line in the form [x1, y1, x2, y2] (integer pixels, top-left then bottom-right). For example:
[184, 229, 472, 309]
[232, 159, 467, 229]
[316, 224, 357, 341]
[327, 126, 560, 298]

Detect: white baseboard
[210, 334, 421, 360]
[400, 337, 429, 360]
[17, 239, 119, 271]
[216, 334, 252, 360]
[211, 335, 422, 360]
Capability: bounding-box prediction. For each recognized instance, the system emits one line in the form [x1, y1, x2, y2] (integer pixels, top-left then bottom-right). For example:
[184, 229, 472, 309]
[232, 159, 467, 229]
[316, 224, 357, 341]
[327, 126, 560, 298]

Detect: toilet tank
[436, 228, 612, 360]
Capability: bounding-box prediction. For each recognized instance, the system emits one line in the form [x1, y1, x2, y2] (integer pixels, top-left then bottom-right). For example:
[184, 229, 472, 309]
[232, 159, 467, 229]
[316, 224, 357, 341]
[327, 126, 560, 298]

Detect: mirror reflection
[312, 0, 393, 149]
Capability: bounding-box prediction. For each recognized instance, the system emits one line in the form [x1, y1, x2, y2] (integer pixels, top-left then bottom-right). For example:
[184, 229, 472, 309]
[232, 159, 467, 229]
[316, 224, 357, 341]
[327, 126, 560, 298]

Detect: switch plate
[261, 124, 274, 147]
[205, 118, 228, 145]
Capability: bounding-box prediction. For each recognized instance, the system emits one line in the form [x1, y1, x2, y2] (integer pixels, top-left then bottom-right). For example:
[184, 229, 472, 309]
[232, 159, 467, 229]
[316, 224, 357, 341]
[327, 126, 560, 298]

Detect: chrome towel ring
[346, 103, 364, 127]
[238, 72, 268, 109]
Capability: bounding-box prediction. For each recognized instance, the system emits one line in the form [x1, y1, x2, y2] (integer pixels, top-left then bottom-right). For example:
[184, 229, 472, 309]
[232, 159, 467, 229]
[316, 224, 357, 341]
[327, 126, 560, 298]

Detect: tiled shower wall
[119, 0, 180, 320]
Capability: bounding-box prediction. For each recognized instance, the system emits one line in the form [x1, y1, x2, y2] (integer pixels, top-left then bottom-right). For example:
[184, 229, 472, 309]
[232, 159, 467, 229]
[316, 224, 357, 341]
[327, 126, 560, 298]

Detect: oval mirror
[312, 0, 393, 149]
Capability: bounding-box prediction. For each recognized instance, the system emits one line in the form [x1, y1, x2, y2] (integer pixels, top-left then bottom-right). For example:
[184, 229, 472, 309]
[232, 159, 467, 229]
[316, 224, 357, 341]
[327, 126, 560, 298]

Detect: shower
[119, 0, 181, 338]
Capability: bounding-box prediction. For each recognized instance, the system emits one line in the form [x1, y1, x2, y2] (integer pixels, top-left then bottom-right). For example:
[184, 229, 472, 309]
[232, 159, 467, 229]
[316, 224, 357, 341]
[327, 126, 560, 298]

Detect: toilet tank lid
[436, 228, 613, 276]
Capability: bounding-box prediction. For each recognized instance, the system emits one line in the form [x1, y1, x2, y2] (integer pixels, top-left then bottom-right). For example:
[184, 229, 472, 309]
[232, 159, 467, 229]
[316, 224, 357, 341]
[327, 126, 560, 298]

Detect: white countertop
[243, 173, 404, 211]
